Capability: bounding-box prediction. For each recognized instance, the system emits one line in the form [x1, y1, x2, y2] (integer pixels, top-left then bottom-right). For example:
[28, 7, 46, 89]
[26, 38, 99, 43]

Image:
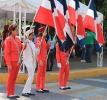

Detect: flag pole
[66, 45, 75, 64]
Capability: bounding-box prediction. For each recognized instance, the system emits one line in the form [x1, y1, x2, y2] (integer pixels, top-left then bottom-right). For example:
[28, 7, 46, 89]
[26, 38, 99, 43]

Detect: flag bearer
[35, 26, 53, 93]
[56, 42, 71, 90]
[4, 24, 27, 98]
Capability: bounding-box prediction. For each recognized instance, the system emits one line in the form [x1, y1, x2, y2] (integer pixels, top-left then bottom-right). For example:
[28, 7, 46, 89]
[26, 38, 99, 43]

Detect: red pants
[7, 61, 20, 96]
[59, 59, 70, 87]
[36, 59, 47, 90]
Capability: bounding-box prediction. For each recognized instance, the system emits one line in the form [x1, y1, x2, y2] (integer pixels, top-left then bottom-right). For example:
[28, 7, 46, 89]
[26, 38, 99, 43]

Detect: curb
[0, 67, 107, 84]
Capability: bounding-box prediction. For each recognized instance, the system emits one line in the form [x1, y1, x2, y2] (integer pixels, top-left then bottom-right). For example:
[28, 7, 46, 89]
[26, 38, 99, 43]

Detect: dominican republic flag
[49, 0, 66, 52]
[68, 0, 86, 47]
[56, 0, 74, 52]
[34, 0, 54, 27]
[84, 0, 105, 53]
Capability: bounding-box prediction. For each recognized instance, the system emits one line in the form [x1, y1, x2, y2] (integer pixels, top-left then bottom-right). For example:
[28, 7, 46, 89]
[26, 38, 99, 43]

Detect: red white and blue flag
[56, 0, 74, 52]
[34, 0, 74, 52]
[34, 0, 54, 27]
[84, 0, 105, 53]
[49, 0, 66, 52]
[68, 0, 86, 47]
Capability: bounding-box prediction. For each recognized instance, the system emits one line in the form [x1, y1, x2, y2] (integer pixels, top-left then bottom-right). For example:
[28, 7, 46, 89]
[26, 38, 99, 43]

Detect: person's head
[37, 26, 47, 37]
[25, 29, 34, 40]
[8, 24, 18, 36]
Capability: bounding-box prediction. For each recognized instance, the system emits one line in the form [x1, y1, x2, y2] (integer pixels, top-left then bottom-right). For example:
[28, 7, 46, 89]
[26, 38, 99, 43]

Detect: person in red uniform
[56, 42, 71, 90]
[35, 26, 53, 93]
[4, 24, 27, 98]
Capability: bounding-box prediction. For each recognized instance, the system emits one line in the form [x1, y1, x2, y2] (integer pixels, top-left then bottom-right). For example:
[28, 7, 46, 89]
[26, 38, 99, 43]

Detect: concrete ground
[0, 75, 107, 100]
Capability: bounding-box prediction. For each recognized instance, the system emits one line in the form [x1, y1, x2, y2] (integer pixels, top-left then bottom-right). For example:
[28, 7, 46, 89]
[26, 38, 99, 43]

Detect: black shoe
[15, 95, 20, 98]
[22, 93, 29, 97]
[42, 89, 49, 92]
[27, 93, 35, 95]
[7, 95, 20, 99]
[59, 87, 66, 90]
[36, 90, 44, 93]
[7, 96, 16, 99]
[65, 87, 71, 89]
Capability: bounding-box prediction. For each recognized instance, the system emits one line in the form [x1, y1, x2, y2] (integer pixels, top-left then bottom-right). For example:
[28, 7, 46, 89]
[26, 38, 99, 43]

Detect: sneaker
[81, 60, 86, 62]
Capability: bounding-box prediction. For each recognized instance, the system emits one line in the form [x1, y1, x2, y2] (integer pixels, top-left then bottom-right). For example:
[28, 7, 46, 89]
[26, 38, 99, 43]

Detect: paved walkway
[0, 76, 107, 100]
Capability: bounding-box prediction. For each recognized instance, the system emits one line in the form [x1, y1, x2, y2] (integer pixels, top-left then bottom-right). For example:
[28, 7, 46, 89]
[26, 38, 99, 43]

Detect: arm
[35, 38, 42, 58]
[4, 39, 12, 67]
[56, 43, 61, 63]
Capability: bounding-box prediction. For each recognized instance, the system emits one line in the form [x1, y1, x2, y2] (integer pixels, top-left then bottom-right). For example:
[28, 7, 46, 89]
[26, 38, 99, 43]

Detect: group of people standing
[3, 24, 71, 99]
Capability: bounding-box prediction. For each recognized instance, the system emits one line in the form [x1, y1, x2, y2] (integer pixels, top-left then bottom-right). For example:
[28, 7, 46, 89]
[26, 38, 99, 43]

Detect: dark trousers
[47, 49, 54, 70]
[86, 44, 94, 62]
[81, 47, 86, 60]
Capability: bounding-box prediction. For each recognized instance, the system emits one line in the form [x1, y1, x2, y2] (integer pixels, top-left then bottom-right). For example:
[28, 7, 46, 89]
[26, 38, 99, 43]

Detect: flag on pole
[84, 0, 105, 53]
[68, 0, 86, 47]
[68, 0, 76, 26]
[34, 0, 54, 27]
[34, 0, 74, 52]
[56, 0, 74, 52]
[49, 0, 66, 52]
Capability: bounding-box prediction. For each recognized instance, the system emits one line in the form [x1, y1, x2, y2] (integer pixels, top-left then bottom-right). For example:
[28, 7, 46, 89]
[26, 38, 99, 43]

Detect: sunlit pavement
[0, 75, 107, 100]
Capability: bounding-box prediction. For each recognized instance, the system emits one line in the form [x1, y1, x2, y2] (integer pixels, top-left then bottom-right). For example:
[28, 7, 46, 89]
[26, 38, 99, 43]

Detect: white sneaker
[81, 60, 86, 62]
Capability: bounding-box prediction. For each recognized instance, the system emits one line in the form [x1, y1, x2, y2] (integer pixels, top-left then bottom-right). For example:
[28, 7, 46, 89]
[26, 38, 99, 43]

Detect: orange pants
[59, 59, 70, 87]
[6, 61, 20, 96]
[36, 59, 47, 90]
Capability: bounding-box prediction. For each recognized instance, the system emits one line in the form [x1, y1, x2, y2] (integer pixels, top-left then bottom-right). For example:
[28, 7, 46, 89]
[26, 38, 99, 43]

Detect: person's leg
[59, 60, 66, 88]
[36, 60, 43, 91]
[88, 45, 94, 62]
[12, 62, 20, 95]
[7, 61, 20, 96]
[63, 64, 70, 87]
[81, 47, 86, 62]
[50, 51, 54, 71]
[22, 64, 35, 94]
[85, 45, 90, 62]
[41, 59, 47, 89]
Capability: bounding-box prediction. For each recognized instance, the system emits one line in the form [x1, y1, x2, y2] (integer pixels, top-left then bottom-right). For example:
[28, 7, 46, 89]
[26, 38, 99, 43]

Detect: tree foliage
[80, 0, 107, 32]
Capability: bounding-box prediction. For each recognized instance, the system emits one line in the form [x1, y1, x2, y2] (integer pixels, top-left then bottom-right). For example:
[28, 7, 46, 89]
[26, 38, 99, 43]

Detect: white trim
[41, 0, 51, 10]
[68, 0, 75, 9]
